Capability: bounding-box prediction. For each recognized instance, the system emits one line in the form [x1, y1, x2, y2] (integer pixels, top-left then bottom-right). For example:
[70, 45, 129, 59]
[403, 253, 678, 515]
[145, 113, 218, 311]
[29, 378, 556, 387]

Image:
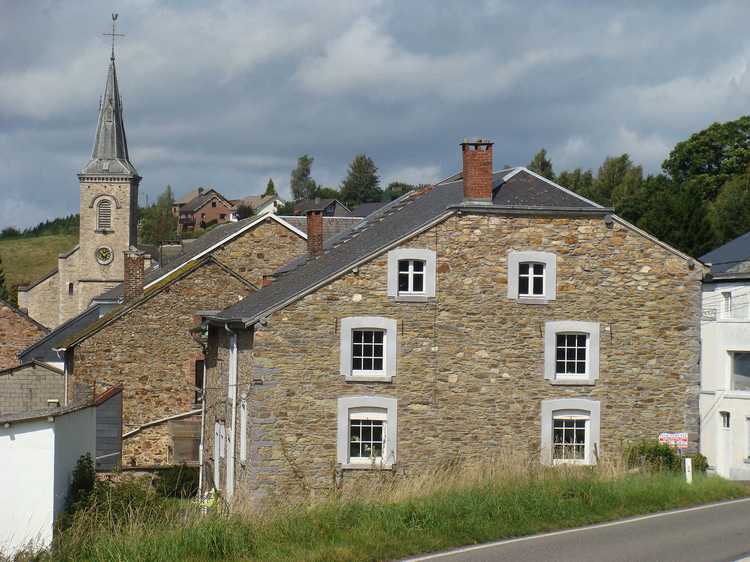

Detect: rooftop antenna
[102, 13, 124, 61]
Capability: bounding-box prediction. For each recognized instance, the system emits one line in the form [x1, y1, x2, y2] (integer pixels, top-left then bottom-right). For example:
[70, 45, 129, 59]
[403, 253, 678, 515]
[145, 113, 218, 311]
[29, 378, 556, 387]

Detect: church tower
[66, 43, 140, 320]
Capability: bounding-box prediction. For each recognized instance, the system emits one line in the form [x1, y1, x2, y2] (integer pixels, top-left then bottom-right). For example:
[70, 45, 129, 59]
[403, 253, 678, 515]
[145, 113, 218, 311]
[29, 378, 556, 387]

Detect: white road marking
[403, 496, 750, 561]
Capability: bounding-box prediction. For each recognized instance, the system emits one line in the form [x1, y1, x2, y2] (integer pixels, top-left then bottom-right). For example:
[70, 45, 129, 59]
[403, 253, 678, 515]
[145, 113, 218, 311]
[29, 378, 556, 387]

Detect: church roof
[79, 56, 138, 178]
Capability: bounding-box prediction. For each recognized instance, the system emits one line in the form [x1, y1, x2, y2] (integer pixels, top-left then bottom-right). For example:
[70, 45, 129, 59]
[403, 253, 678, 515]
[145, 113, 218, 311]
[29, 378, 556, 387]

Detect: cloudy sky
[2, 1, 750, 229]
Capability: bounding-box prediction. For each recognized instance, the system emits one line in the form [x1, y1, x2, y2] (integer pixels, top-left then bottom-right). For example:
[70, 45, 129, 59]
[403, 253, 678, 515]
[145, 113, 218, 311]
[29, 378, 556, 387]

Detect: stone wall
[72, 260, 254, 467]
[0, 302, 48, 370]
[17, 271, 59, 329]
[204, 213, 703, 504]
[0, 363, 63, 414]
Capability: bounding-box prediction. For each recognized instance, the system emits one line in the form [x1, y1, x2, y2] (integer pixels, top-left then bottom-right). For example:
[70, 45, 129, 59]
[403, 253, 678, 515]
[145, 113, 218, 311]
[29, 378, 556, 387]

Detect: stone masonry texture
[204, 213, 703, 505]
[0, 302, 48, 370]
[72, 219, 309, 468]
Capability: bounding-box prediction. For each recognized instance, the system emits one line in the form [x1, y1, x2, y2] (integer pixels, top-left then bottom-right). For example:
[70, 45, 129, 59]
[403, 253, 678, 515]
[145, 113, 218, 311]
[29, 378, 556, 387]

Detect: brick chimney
[306, 209, 324, 257]
[123, 247, 145, 303]
[461, 139, 494, 203]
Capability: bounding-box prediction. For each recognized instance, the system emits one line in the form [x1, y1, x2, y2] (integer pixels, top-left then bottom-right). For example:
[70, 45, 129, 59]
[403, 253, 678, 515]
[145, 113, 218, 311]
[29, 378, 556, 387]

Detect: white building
[700, 231, 750, 479]
[0, 402, 96, 557]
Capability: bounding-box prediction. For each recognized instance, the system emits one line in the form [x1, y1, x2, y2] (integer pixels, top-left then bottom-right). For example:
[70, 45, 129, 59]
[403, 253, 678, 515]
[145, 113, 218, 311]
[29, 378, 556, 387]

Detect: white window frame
[730, 351, 750, 392]
[340, 317, 397, 382]
[397, 259, 427, 295]
[722, 291, 733, 319]
[387, 248, 436, 301]
[746, 416, 750, 460]
[518, 262, 546, 297]
[720, 411, 731, 429]
[337, 396, 397, 469]
[507, 251, 557, 302]
[541, 398, 600, 465]
[544, 321, 600, 385]
[551, 411, 590, 465]
[347, 408, 388, 465]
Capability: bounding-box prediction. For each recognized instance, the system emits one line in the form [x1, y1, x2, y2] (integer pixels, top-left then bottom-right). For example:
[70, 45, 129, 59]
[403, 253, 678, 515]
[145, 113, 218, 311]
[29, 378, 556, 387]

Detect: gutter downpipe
[225, 323, 238, 503]
[197, 358, 207, 508]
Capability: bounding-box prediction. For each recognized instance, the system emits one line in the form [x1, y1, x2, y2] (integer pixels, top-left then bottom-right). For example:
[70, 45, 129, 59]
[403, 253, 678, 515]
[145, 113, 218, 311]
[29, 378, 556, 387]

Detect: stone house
[202, 140, 704, 504]
[55, 213, 359, 468]
[0, 299, 48, 370]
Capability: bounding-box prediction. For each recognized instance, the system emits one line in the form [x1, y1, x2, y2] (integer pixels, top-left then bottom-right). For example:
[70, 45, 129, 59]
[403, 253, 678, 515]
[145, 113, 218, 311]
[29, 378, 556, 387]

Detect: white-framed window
[398, 259, 426, 295]
[720, 411, 731, 429]
[337, 396, 397, 468]
[507, 251, 557, 302]
[541, 398, 600, 465]
[519, 262, 546, 297]
[97, 199, 112, 230]
[340, 317, 397, 381]
[722, 291, 733, 319]
[387, 248, 436, 301]
[348, 408, 387, 464]
[552, 412, 590, 464]
[731, 352, 750, 391]
[544, 321, 600, 384]
[746, 417, 750, 460]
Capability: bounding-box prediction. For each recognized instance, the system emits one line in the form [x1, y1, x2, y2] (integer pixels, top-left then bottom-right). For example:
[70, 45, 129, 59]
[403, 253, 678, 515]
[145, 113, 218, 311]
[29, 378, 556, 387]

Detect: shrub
[69, 453, 96, 509]
[626, 441, 681, 472]
[155, 464, 199, 498]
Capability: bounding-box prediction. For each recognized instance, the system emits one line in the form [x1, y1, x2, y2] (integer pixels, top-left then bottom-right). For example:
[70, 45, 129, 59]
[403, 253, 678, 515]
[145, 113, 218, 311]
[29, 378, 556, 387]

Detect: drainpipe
[197, 357, 207, 506]
[224, 323, 238, 502]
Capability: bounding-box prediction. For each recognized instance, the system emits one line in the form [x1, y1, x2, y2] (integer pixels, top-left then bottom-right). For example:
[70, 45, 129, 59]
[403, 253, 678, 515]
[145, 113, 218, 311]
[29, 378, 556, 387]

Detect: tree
[556, 168, 595, 200]
[339, 154, 382, 207]
[140, 185, 178, 245]
[236, 203, 255, 220]
[383, 182, 415, 201]
[0, 255, 10, 303]
[317, 187, 342, 200]
[290, 155, 319, 201]
[710, 168, 750, 247]
[591, 154, 638, 207]
[263, 178, 277, 197]
[528, 148, 555, 180]
[662, 115, 750, 200]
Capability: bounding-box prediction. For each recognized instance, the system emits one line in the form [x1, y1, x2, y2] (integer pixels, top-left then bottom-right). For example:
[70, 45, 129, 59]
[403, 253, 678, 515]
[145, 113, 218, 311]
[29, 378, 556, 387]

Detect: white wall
[53, 407, 96, 519]
[701, 281, 750, 480]
[0, 419, 55, 557]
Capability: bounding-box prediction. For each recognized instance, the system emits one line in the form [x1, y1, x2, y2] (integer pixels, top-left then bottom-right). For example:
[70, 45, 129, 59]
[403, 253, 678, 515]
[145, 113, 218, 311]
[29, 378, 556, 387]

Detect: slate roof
[351, 201, 389, 217]
[0, 398, 95, 425]
[234, 195, 278, 210]
[182, 189, 232, 213]
[0, 360, 62, 377]
[294, 198, 352, 216]
[80, 57, 138, 178]
[701, 230, 750, 276]
[214, 168, 606, 325]
[175, 188, 205, 205]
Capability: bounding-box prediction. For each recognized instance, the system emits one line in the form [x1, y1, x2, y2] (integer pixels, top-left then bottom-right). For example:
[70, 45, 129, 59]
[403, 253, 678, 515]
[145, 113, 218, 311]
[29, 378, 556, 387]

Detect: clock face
[96, 246, 113, 265]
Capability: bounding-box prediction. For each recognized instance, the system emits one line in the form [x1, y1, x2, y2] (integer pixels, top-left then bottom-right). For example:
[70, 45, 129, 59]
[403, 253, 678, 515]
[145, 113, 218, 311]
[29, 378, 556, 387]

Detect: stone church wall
[204, 213, 703, 504]
[0, 302, 48, 370]
[17, 272, 59, 330]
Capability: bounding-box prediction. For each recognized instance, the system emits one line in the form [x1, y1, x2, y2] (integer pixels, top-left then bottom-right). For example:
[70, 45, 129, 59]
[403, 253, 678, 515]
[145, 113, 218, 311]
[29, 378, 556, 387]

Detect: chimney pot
[123, 247, 145, 303]
[461, 138, 494, 203]
[306, 209, 324, 257]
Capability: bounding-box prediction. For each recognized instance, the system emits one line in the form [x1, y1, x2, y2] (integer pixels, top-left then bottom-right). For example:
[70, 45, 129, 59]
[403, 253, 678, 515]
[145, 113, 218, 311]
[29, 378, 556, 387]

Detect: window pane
[519, 263, 530, 275]
[733, 353, 750, 391]
[363, 358, 373, 370]
[577, 335, 587, 347]
[556, 348, 565, 360]
[566, 348, 577, 361]
[556, 361, 566, 373]
[373, 358, 383, 370]
[532, 276, 544, 295]
[577, 348, 586, 360]
[412, 273, 424, 292]
[412, 260, 424, 272]
[353, 331, 363, 343]
[373, 331, 384, 344]
[519, 277, 529, 295]
[353, 358, 362, 370]
[398, 260, 409, 273]
[533, 263, 544, 275]
[556, 334, 565, 347]
[398, 273, 410, 292]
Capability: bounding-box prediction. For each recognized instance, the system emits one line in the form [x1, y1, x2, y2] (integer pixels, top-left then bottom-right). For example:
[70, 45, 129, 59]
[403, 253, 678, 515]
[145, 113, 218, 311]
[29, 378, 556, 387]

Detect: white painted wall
[0, 419, 55, 556]
[0, 406, 96, 557]
[701, 281, 750, 480]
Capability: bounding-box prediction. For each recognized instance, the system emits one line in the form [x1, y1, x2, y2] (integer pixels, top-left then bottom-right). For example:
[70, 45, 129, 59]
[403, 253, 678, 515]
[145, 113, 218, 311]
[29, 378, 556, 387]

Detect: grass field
[0, 234, 78, 299]
[36, 458, 748, 562]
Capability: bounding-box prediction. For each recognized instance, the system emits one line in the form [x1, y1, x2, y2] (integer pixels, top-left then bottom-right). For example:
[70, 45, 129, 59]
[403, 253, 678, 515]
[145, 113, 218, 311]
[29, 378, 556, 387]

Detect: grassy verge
[40, 465, 746, 562]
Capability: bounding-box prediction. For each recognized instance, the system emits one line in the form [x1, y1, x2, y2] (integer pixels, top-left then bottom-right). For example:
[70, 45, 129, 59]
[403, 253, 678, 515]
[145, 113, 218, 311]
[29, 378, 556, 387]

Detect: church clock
[96, 246, 114, 265]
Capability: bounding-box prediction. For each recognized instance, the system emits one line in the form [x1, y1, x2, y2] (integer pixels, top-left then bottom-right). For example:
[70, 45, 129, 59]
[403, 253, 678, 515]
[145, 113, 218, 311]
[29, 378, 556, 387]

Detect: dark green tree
[528, 148, 555, 180]
[140, 185, 178, 245]
[710, 168, 750, 247]
[591, 154, 638, 207]
[383, 182, 415, 201]
[290, 155, 319, 201]
[263, 178, 277, 197]
[662, 115, 750, 200]
[236, 203, 255, 220]
[0, 255, 10, 303]
[317, 187, 342, 200]
[556, 168, 595, 200]
[340, 154, 382, 206]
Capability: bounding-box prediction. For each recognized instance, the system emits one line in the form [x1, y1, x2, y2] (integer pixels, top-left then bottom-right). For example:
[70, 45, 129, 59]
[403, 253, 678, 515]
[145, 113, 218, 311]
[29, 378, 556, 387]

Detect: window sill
[393, 294, 431, 303]
[548, 378, 596, 386]
[95, 229, 114, 234]
[339, 463, 395, 471]
[515, 297, 550, 305]
[345, 375, 394, 383]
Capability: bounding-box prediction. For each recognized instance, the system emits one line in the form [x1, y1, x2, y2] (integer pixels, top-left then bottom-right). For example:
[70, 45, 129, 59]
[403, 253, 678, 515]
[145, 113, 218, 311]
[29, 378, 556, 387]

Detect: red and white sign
[659, 432, 688, 449]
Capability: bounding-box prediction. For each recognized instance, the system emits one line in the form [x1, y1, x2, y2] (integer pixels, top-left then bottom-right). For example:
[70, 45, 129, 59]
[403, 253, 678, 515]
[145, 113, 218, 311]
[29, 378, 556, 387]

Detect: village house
[201, 139, 704, 504]
[173, 187, 236, 233]
[0, 298, 48, 370]
[699, 231, 750, 479]
[231, 194, 285, 218]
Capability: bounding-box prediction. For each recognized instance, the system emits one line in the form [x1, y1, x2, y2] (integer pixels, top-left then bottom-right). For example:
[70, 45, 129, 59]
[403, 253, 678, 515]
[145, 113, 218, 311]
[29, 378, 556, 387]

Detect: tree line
[527, 115, 750, 258]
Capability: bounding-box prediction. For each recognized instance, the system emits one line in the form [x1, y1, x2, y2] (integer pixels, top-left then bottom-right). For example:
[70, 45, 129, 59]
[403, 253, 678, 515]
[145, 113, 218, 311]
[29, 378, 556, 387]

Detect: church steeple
[80, 21, 138, 178]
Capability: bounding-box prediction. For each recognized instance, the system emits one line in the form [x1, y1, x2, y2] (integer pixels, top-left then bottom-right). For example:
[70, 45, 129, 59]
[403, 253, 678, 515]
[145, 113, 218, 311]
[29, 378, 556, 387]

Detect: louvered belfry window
[97, 199, 112, 230]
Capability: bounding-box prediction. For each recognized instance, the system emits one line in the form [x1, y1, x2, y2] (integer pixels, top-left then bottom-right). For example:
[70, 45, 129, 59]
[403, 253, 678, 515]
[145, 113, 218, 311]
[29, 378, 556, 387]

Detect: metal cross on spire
[102, 13, 124, 61]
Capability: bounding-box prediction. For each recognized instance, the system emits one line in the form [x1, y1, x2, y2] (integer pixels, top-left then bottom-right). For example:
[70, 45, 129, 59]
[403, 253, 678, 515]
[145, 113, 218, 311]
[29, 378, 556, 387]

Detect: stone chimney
[123, 247, 145, 303]
[306, 209, 324, 257]
[461, 139, 494, 203]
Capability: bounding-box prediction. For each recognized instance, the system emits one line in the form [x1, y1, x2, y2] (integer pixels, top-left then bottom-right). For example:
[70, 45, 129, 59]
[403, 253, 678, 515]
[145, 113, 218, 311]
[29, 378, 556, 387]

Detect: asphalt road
[403, 497, 750, 562]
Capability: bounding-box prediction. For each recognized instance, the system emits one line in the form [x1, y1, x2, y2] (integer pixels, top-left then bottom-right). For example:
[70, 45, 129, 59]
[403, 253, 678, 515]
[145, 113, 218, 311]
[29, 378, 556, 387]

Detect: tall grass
[34, 455, 747, 562]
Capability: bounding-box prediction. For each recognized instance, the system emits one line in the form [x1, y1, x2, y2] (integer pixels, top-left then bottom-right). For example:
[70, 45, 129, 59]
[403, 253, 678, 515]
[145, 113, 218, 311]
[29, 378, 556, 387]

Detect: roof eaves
[0, 360, 63, 377]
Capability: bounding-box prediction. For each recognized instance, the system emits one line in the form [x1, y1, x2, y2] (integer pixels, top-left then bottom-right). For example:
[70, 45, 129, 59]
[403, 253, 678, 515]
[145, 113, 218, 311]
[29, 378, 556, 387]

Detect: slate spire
[80, 54, 138, 178]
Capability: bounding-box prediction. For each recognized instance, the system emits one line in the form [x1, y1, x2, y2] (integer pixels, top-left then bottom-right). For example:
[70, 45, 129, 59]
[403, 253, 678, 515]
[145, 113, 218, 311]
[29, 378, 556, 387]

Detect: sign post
[685, 457, 693, 484]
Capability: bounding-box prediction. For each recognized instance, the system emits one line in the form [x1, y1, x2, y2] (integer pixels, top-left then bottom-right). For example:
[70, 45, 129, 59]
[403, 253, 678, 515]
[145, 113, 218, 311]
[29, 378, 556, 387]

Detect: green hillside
[0, 234, 78, 301]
